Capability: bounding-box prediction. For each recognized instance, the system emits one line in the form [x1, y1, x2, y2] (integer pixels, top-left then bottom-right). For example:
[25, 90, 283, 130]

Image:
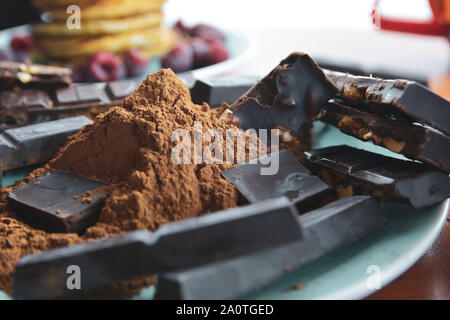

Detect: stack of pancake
[31, 0, 176, 63]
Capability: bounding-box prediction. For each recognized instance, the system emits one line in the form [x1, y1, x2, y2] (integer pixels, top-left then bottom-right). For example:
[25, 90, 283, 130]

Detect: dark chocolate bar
[8, 170, 107, 233]
[155, 195, 385, 300]
[222, 150, 332, 213]
[304, 145, 450, 209]
[318, 100, 450, 173]
[0, 61, 72, 89]
[230, 52, 337, 133]
[0, 116, 92, 172]
[190, 76, 259, 107]
[13, 197, 302, 299]
[0, 79, 139, 132]
[325, 70, 450, 136]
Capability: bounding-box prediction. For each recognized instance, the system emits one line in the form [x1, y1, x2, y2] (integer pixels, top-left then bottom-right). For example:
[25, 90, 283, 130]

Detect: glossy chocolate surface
[304, 145, 450, 209]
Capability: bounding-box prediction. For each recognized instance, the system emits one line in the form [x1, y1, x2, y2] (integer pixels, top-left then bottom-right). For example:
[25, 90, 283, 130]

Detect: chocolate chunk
[318, 100, 450, 173]
[1, 89, 53, 110]
[0, 116, 92, 172]
[13, 197, 302, 299]
[55, 86, 78, 105]
[1, 79, 138, 131]
[230, 52, 337, 134]
[0, 61, 72, 89]
[325, 70, 450, 136]
[155, 195, 385, 299]
[222, 150, 332, 213]
[304, 145, 450, 209]
[74, 84, 103, 103]
[105, 79, 139, 100]
[8, 170, 107, 233]
[56, 83, 109, 105]
[190, 76, 259, 107]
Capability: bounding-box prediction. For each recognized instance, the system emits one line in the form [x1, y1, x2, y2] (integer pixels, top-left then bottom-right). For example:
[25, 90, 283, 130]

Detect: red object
[208, 40, 228, 64]
[371, 0, 447, 36]
[191, 37, 211, 68]
[88, 51, 125, 82]
[124, 48, 149, 77]
[161, 43, 194, 73]
[10, 34, 33, 53]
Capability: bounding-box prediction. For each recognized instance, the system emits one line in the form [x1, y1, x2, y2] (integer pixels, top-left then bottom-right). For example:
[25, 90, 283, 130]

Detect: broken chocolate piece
[0, 79, 140, 132]
[13, 197, 302, 299]
[105, 79, 138, 100]
[155, 195, 385, 300]
[230, 52, 337, 134]
[0, 116, 92, 172]
[318, 100, 450, 173]
[8, 170, 107, 233]
[0, 61, 72, 89]
[222, 150, 332, 213]
[190, 76, 259, 107]
[325, 70, 450, 136]
[1, 89, 53, 111]
[304, 145, 450, 209]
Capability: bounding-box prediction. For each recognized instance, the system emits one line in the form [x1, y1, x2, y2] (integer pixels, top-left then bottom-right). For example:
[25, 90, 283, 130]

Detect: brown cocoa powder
[0, 69, 255, 297]
[0, 69, 308, 298]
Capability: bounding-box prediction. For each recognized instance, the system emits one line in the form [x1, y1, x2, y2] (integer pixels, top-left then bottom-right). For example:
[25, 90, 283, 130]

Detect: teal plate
[1, 122, 447, 300]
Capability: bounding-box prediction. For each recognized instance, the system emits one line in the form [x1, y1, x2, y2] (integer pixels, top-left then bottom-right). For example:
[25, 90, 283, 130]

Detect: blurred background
[0, 0, 449, 96]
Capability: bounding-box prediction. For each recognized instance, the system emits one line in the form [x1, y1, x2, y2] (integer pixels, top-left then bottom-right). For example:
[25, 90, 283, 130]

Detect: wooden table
[229, 28, 450, 300]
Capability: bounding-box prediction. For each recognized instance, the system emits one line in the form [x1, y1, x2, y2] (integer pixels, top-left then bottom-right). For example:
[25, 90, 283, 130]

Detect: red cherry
[10, 35, 33, 53]
[161, 43, 194, 73]
[190, 37, 210, 69]
[190, 24, 225, 43]
[124, 48, 149, 77]
[174, 19, 191, 35]
[208, 40, 228, 64]
[87, 51, 125, 82]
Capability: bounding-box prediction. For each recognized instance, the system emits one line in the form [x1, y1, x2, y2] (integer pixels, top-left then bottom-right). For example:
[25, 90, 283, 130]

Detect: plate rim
[322, 198, 449, 300]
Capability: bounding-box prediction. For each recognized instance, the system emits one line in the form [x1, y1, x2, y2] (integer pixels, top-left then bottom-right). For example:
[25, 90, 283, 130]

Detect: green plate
[2, 122, 447, 300]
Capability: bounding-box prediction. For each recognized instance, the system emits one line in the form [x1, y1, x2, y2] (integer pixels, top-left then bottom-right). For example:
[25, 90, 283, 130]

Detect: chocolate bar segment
[190, 76, 259, 107]
[231, 52, 337, 134]
[0, 79, 140, 132]
[0, 61, 72, 89]
[0, 116, 92, 172]
[13, 197, 302, 299]
[304, 145, 450, 209]
[318, 100, 450, 173]
[155, 195, 385, 300]
[8, 170, 107, 233]
[105, 79, 138, 100]
[1, 89, 53, 110]
[222, 150, 332, 213]
[325, 70, 450, 136]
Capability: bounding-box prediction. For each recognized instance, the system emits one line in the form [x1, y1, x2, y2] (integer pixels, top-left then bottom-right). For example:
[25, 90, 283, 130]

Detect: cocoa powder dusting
[0, 69, 249, 297]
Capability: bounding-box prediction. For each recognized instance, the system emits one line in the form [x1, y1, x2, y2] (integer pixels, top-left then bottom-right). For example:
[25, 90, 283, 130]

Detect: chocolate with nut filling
[304, 145, 450, 209]
[0, 61, 72, 89]
[325, 70, 450, 136]
[318, 99, 450, 173]
[230, 52, 337, 137]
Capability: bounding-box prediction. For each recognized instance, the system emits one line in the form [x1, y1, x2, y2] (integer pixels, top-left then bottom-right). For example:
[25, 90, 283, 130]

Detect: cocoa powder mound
[0, 69, 253, 297]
